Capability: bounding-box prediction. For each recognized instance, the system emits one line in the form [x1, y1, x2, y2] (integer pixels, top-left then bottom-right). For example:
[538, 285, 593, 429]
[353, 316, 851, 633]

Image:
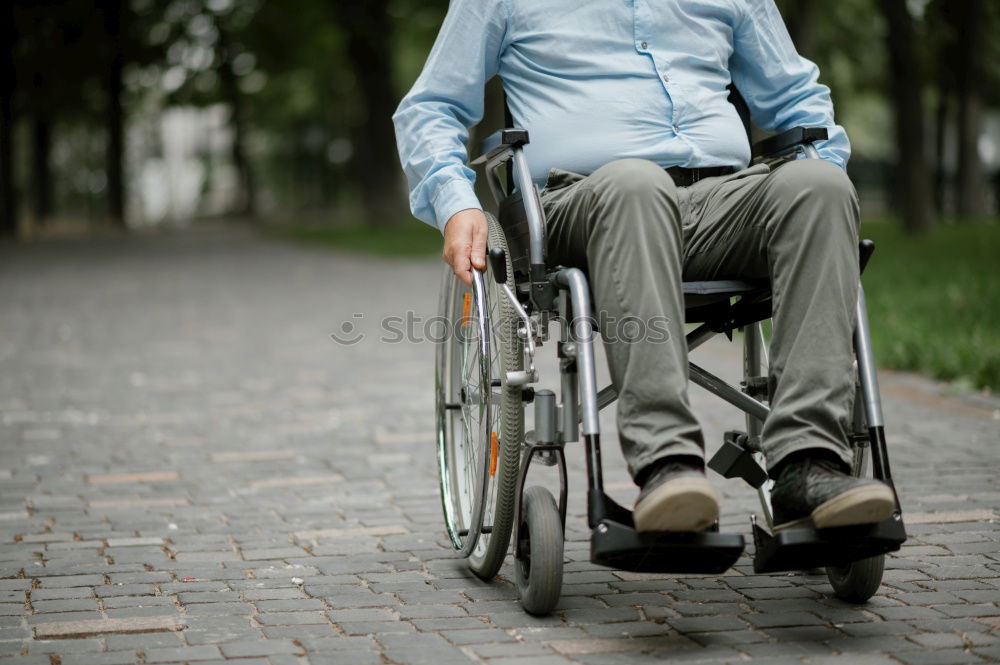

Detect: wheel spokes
[437, 260, 512, 559]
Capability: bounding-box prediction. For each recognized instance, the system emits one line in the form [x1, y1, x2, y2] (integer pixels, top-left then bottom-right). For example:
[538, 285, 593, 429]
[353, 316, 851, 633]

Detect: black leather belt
[666, 166, 736, 187]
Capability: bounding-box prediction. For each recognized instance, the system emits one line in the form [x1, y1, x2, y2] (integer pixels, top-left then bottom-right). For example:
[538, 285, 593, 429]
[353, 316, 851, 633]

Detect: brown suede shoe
[633, 459, 721, 532]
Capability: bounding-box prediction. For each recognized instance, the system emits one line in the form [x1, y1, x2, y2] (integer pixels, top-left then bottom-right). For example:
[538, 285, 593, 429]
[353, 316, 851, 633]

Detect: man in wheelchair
[394, 1, 894, 538]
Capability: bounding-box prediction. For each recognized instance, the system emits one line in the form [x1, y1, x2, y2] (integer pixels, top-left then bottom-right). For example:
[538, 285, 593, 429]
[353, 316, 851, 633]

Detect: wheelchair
[434, 101, 907, 615]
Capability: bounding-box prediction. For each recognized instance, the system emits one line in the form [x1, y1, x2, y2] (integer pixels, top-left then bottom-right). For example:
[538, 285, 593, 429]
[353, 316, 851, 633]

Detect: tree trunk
[227, 90, 255, 218]
[0, 1, 16, 238]
[953, 0, 988, 220]
[102, 0, 126, 228]
[784, 0, 819, 59]
[31, 115, 53, 225]
[878, 0, 936, 234]
[933, 86, 949, 216]
[216, 23, 256, 219]
[333, 0, 403, 226]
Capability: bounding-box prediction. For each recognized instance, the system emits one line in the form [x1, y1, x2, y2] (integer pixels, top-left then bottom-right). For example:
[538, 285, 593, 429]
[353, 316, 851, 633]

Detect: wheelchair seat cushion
[681, 280, 764, 296]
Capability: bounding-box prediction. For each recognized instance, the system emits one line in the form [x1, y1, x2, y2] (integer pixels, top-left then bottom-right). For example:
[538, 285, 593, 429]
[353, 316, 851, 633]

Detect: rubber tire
[827, 554, 885, 604]
[825, 383, 886, 604]
[467, 213, 524, 581]
[515, 486, 564, 615]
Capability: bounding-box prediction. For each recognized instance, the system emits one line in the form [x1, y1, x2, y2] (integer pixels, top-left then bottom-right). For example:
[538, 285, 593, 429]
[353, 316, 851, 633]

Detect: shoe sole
[633, 478, 721, 533]
[773, 484, 895, 532]
[811, 483, 895, 529]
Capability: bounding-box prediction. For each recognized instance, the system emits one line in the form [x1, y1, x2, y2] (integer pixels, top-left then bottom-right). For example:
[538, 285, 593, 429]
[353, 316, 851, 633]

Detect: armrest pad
[752, 127, 828, 159]
[470, 128, 529, 166]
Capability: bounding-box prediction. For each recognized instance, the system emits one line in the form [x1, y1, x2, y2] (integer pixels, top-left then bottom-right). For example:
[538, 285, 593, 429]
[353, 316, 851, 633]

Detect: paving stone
[396, 605, 469, 619]
[466, 642, 556, 659]
[32, 616, 182, 639]
[87, 472, 180, 485]
[894, 650, 987, 665]
[105, 538, 164, 547]
[30, 599, 100, 613]
[337, 620, 416, 635]
[300, 636, 379, 652]
[262, 624, 340, 638]
[182, 602, 251, 616]
[210, 451, 295, 463]
[305, 651, 384, 665]
[33, 574, 105, 588]
[666, 616, 748, 633]
[411, 617, 486, 630]
[142, 645, 223, 662]
[548, 634, 698, 655]
[104, 632, 185, 651]
[176, 591, 241, 604]
[59, 652, 139, 665]
[441, 628, 520, 645]
[219, 639, 304, 658]
[242, 588, 306, 601]
[380, 646, 476, 665]
[486, 657, 571, 665]
[257, 612, 331, 626]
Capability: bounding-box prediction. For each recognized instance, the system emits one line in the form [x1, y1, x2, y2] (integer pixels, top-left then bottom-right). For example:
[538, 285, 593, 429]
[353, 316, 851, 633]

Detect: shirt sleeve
[392, 0, 509, 232]
[729, 0, 850, 168]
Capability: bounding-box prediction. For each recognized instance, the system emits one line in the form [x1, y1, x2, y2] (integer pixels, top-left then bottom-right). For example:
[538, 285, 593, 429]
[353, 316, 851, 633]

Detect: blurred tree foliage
[0, 0, 995, 237]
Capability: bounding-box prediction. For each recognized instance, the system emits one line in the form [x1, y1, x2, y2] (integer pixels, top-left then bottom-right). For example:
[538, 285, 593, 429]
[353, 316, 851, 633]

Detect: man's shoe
[770, 456, 895, 532]
[633, 458, 721, 533]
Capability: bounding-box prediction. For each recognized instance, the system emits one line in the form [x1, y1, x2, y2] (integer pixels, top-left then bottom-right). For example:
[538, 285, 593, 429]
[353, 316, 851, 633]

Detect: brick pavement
[0, 227, 997, 664]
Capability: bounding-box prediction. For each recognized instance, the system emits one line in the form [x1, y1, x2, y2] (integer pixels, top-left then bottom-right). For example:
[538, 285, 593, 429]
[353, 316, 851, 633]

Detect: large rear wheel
[435, 214, 524, 579]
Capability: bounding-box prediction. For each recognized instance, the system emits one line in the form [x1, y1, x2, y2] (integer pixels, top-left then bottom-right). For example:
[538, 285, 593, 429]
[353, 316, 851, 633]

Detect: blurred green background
[0, 0, 998, 390]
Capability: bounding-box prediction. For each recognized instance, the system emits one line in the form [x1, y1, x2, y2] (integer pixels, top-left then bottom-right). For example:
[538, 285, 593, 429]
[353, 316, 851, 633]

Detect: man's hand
[442, 209, 488, 286]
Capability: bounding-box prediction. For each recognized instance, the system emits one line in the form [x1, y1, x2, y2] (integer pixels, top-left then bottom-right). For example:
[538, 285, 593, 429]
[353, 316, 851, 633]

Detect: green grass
[276, 222, 441, 257]
[279, 217, 1000, 392]
[860, 219, 1000, 393]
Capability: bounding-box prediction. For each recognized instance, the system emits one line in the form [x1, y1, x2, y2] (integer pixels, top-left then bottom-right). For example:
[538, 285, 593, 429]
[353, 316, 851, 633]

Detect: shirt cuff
[431, 179, 483, 233]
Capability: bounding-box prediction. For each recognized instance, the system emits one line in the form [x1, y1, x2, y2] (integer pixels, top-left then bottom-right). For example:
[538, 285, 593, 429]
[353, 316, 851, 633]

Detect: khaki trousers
[539, 158, 861, 479]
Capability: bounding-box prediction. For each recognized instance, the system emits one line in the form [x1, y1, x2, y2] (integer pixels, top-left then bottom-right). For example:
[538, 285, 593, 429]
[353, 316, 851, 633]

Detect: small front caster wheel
[826, 554, 885, 603]
[515, 486, 564, 615]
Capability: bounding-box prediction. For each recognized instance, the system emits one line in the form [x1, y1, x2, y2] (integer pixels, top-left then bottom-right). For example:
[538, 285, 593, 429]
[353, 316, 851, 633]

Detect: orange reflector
[489, 432, 499, 476]
[461, 293, 472, 328]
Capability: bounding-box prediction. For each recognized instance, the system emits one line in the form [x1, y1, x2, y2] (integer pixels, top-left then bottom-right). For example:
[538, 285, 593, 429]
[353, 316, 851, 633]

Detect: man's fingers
[470, 218, 487, 271]
[454, 254, 473, 287]
[442, 209, 487, 287]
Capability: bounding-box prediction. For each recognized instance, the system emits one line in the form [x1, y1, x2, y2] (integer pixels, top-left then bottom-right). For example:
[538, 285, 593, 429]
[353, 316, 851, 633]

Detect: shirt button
[640, 41, 648, 49]
[662, 74, 670, 83]
[673, 124, 680, 132]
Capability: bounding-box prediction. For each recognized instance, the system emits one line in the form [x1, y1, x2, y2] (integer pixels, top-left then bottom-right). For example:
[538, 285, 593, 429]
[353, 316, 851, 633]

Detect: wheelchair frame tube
[555, 268, 600, 437]
[853, 285, 884, 429]
[854, 284, 897, 494]
[561, 362, 580, 444]
[743, 324, 765, 437]
[743, 323, 774, 527]
[511, 149, 547, 267]
[690, 362, 770, 422]
[554, 268, 605, 497]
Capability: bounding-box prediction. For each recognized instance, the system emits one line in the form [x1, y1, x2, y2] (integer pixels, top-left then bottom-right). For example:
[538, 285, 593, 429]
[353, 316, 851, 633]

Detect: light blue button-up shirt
[393, 0, 850, 231]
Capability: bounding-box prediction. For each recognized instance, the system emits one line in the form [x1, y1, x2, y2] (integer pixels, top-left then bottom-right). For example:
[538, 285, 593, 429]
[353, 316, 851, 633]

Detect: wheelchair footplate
[751, 515, 906, 574]
[588, 491, 745, 574]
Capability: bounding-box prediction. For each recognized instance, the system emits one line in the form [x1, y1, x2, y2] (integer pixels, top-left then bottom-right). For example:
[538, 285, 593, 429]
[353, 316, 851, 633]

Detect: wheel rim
[436, 268, 506, 557]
